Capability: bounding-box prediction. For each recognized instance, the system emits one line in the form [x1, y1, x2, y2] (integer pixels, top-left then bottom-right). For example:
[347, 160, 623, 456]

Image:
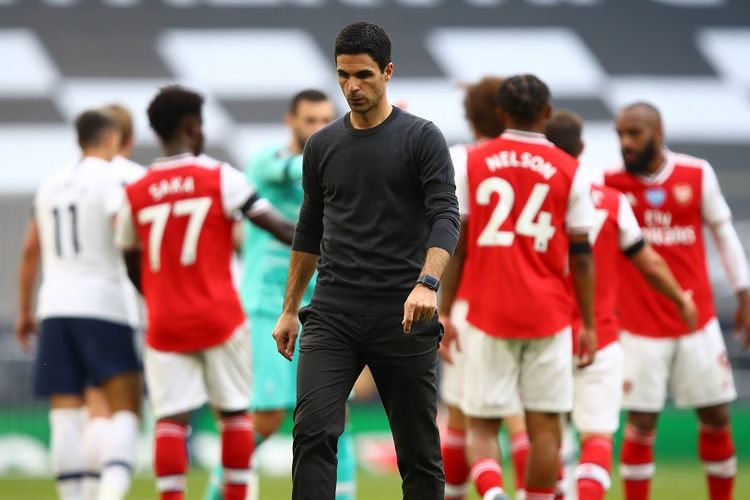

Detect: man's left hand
[402, 284, 437, 333]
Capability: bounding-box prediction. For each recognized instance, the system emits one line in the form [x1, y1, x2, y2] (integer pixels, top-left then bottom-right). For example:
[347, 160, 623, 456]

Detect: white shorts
[621, 318, 736, 412]
[461, 325, 573, 418]
[573, 341, 623, 434]
[440, 300, 469, 408]
[145, 323, 252, 419]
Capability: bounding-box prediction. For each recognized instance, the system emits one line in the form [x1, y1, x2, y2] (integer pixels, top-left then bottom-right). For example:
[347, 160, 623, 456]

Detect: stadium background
[0, 1, 748, 498]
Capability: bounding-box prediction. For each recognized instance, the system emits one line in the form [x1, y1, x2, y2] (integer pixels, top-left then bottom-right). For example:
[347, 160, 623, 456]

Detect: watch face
[420, 275, 439, 290]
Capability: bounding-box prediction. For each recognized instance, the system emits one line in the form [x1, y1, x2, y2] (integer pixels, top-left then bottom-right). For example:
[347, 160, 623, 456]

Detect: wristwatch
[417, 274, 440, 291]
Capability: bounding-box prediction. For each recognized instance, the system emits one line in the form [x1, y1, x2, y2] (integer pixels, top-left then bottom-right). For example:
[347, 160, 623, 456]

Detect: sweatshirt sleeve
[291, 138, 324, 255]
[416, 122, 461, 255]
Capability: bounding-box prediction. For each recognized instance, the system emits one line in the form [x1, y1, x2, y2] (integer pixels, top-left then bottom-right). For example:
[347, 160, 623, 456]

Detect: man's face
[336, 53, 392, 114]
[616, 111, 661, 174]
[287, 99, 335, 150]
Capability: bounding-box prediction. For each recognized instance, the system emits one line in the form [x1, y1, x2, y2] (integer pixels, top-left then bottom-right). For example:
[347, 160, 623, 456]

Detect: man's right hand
[678, 290, 698, 331]
[438, 314, 460, 364]
[576, 325, 596, 368]
[15, 312, 37, 352]
[272, 311, 300, 361]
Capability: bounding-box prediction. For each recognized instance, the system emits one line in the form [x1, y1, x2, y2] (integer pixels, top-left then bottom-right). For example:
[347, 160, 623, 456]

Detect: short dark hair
[545, 109, 583, 157]
[75, 109, 117, 149]
[498, 74, 551, 126]
[289, 89, 329, 115]
[334, 21, 392, 72]
[147, 85, 204, 143]
[463, 76, 505, 139]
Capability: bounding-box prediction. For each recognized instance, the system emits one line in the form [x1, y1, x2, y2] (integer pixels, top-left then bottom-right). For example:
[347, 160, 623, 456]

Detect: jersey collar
[634, 149, 675, 185]
[501, 129, 555, 147]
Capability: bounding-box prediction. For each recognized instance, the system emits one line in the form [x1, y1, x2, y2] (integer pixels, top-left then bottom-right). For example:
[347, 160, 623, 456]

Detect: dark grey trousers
[292, 306, 445, 500]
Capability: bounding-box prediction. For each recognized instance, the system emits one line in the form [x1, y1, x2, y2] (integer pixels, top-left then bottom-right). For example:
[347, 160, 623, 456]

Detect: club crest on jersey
[644, 187, 666, 208]
[673, 184, 693, 206]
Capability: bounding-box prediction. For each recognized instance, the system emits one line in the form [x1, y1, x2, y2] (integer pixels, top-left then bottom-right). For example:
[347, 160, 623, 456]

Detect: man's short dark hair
[463, 76, 505, 139]
[498, 74, 551, 126]
[289, 89, 329, 115]
[545, 109, 583, 157]
[334, 21, 392, 72]
[147, 85, 204, 143]
[75, 109, 117, 149]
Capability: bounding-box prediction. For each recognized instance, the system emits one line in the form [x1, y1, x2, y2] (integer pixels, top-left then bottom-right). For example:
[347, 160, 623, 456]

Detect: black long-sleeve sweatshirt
[292, 106, 460, 315]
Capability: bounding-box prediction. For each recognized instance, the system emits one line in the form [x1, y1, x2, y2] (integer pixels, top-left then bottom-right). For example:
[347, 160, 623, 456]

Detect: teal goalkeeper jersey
[240, 144, 314, 316]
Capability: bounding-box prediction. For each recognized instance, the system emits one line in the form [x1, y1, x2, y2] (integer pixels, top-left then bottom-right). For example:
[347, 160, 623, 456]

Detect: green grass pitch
[0, 462, 746, 499]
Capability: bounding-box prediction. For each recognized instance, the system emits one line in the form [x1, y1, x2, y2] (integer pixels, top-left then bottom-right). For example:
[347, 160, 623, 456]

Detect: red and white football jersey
[115, 154, 269, 352]
[571, 185, 643, 353]
[449, 142, 475, 303]
[457, 130, 595, 339]
[605, 150, 732, 338]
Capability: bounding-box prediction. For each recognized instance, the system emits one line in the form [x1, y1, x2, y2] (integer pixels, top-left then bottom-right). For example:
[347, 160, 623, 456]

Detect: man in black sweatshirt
[272, 21, 460, 500]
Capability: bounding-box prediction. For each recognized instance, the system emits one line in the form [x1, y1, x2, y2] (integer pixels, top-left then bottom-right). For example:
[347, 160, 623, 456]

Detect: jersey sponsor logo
[148, 176, 196, 202]
[673, 183, 693, 205]
[484, 151, 558, 180]
[642, 209, 696, 246]
[644, 187, 667, 208]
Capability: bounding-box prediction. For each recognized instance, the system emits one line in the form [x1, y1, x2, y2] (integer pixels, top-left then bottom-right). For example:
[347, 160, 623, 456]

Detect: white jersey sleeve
[617, 192, 644, 251]
[566, 166, 596, 234]
[450, 144, 470, 216]
[115, 196, 139, 250]
[219, 163, 270, 218]
[701, 161, 732, 226]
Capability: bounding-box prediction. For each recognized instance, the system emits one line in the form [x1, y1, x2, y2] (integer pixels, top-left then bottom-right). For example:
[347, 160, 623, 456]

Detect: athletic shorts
[34, 317, 140, 397]
[621, 318, 737, 412]
[461, 325, 573, 418]
[249, 311, 299, 411]
[573, 341, 623, 434]
[439, 300, 468, 408]
[144, 323, 252, 419]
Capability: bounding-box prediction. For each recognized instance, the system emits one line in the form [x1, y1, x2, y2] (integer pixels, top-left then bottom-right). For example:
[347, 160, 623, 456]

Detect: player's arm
[222, 163, 296, 245]
[114, 197, 143, 293]
[240, 197, 296, 245]
[569, 234, 596, 367]
[272, 142, 323, 360]
[700, 162, 750, 349]
[567, 167, 597, 367]
[403, 123, 461, 333]
[437, 218, 467, 363]
[15, 219, 40, 351]
[616, 193, 697, 329]
[628, 244, 697, 330]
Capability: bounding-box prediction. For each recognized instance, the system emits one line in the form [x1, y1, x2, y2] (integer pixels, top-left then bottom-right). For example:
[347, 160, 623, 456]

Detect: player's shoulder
[111, 155, 146, 182]
[667, 150, 711, 172]
[603, 164, 632, 185]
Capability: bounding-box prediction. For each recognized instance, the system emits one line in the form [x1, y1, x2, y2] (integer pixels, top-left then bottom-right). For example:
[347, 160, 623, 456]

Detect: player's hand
[438, 313, 460, 364]
[272, 311, 300, 361]
[402, 284, 437, 333]
[576, 326, 596, 368]
[677, 290, 698, 331]
[14, 312, 37, 352]
[734, 289, 750, 351]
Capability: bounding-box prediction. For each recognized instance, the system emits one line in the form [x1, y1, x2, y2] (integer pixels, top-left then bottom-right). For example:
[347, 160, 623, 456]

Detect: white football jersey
[34, 156, 142, 324]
